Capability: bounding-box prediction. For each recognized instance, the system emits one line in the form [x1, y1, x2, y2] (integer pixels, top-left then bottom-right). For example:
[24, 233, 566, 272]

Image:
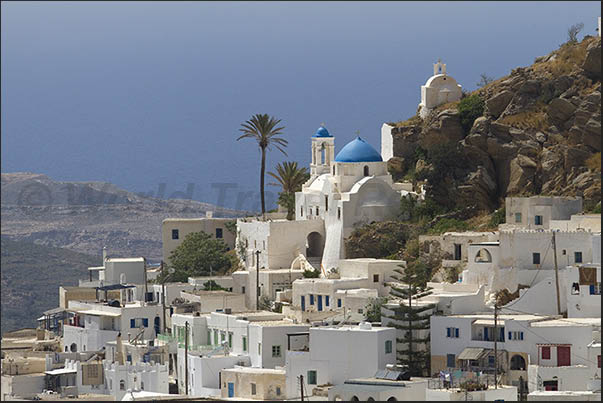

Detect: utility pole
[255, 250, 261, 310]
[300, 374, 304, 402]
[552, 231, 561, 315]
[184, 321, 189, 395]
[143, 257, 148, 305]
[494, 303, 498, 389]
[161, 261, 167, 334]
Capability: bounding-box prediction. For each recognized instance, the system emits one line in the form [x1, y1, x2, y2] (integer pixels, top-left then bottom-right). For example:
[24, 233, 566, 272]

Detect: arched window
[363, 166, 369, 176]
[510, 354, 526, 371]
[70, 343, 77, 352]
[474, 248, 492, 263]
[119, 380, 126, 391]
[333, 165, 336, 175]
[350, 396, 359, 402]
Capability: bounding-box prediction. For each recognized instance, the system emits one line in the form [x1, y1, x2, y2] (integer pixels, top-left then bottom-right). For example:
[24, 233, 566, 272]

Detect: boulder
[470, 116, 490, 135]
[582, 119, 601, 151]
[564, 147, 592, 171]
[547, 97, 577, 123]
[486, 90, 514, 118]
[582, 39, 601, 78]
[415, 159, 433, 176]
[387, 157, 406, 180]
[535, 132, 548, 144]
[507, 155, 537, 194]
[518, 80, 541, 95]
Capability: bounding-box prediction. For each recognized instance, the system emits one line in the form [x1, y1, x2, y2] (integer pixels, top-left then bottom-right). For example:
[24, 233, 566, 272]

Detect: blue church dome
[313, 126, 332, 138]
[335, 137, 383, 163]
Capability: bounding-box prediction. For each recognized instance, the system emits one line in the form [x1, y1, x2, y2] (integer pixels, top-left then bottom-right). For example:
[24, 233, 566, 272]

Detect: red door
[557, 346, 571, 366]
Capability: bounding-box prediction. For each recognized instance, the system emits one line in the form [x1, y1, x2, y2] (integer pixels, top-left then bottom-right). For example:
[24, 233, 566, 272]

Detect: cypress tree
[384, 262, 436, 377]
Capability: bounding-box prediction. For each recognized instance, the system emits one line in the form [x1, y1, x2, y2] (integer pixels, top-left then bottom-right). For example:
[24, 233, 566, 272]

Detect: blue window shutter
[455, 328, 459, 338]
[337, 299, 342, 308]
[447, 328, 451, 337]
[590, 285, 595, 295]
[326, 296, 330, 306]
[484, 327, 489, 340]
[500, 328, 504, 341]
[130, 319, 135, 328]
[520, 332, 524, 340]
[143, 318, 149, 328]
[509, 332, 512, 340]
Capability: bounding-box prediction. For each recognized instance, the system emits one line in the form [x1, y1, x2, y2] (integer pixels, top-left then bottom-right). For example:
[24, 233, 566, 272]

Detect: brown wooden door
[557, 346, 571, 366]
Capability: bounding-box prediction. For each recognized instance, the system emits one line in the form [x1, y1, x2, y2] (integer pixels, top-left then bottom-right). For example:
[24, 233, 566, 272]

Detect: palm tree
[268, 161, 310, 220]
[237, 114, 288, 215]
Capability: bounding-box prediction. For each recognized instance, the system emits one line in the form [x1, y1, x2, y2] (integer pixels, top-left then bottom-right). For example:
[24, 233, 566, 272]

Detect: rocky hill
[1, 172, 248, 261]
[387, 35, 601, 212]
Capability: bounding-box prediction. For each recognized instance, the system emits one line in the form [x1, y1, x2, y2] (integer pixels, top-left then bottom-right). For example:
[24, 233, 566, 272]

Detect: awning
[96, 284, 136, 291]
[457, 347, 487, 360]
[43, 307, 68, 315]
[45, 367, 77, 376]
[473, 319, 505, 326]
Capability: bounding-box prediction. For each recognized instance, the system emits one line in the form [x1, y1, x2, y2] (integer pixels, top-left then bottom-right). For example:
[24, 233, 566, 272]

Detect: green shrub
[458, 94, 485, 134]
[302, 269, 320, 278]
[428, 218, 470, 234]
[488, 207, 506, 227]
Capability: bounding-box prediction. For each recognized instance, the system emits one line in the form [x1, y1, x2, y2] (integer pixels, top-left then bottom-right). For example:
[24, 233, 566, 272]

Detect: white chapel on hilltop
[418, 59, 463, 119]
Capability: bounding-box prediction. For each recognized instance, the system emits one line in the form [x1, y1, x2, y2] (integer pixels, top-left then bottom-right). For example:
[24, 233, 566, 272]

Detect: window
[364, 166, 370, 176]
[385, 340, 393, 354]
[446, 327, 460, 338]
[242, 286, 246, 294]
[541, 346, 551, 360]
[337, 298, 342, 308]
[574, 251, 583, 263]
[357, 309, 363, 314]
[272, 345, 281, 357]
[598, 355, 601, 369]
[508, 331, 524, 340]
[590, 283, 601, 295]
[216, 228, 223, 238]
[488, 355, 495, 367]
[141, 381, 144, 390]
[373, 274, 379, 283]
[307, 370, 317, 385]
[532, 253, 541, 265]
[562, 249, 566, 255]
[310, 294, 314, 305]
[130, 318, 148, 328]
[325, 296, 330, 306]
[337, 207, 341, 220]
[315, 207, 319, 215]
[119, 380, 125, 391]
[207, 330, 212, 345]
[172, 229, 179, 240]
[535, 215, 543, 226]
[263, 240, 266, 250]
[301, 206, 303, 217]
[228, 332, 233, 348]
[510, 354, 526, 371]
[325, 195, 328, 212]
[276, 386, 281, 396]
[515, 212, 522, 223]
[251, 383, 256, 395]
[214, 329, 218, 345]
[446, 354, 456, 368]
[258, 343, 261, 355]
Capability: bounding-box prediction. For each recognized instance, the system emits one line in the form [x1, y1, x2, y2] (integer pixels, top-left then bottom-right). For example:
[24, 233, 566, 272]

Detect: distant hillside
[387, 35, 601, 212]
[1, 172, 249, 261]
[1, 238, 100, 335]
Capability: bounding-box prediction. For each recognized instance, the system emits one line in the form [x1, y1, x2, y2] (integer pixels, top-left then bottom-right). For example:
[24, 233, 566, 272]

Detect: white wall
[528, 364, 591, 392]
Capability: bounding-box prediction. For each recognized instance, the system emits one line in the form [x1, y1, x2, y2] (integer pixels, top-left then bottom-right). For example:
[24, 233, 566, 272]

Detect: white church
[236, 126, 406, 309]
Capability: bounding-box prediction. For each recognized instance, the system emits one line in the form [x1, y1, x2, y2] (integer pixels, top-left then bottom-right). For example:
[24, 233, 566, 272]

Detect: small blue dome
[313, 126, 332, 138]
[335, 137, 383, 163]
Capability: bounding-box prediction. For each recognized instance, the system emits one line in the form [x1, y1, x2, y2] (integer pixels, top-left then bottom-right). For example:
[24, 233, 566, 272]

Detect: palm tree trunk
[260, 147, 266, 216]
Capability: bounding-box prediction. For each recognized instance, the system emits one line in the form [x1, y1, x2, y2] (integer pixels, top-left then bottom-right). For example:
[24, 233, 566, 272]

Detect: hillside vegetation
[1, 238, 99, 335]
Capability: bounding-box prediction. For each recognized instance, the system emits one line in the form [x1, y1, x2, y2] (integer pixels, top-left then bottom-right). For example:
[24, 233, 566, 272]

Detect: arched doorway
[387, 398, 398, 402]
[510, 354, 526, 370]
[363, 165, 370, 176]
[306, 232, 324, 258]
[70, 343, 77, 352]
[474, 248, 492, 263]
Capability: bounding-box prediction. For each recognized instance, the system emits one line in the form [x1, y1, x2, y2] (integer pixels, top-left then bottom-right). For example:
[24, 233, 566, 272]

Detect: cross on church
[355, 130, 360, 137]
[320, 122, 326, 127]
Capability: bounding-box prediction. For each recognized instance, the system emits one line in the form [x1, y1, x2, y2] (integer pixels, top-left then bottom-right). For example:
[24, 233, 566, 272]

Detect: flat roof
[531, 317, 601, 327]
[88, 266, 105, 271]
[184, 290, 238, 296]
[449, 313, 549, 321]
[222, 366, 285, 375]
[72, 309, 121, 317]
[106, 257, 144, 262]
[250, 320, 308, 327]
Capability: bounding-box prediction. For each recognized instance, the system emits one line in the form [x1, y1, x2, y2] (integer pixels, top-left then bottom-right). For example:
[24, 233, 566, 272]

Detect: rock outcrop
[388, 36, 601, 211]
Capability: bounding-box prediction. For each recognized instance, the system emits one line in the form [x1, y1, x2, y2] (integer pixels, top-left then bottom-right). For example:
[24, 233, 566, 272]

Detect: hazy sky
[2, 1, 600, 210]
